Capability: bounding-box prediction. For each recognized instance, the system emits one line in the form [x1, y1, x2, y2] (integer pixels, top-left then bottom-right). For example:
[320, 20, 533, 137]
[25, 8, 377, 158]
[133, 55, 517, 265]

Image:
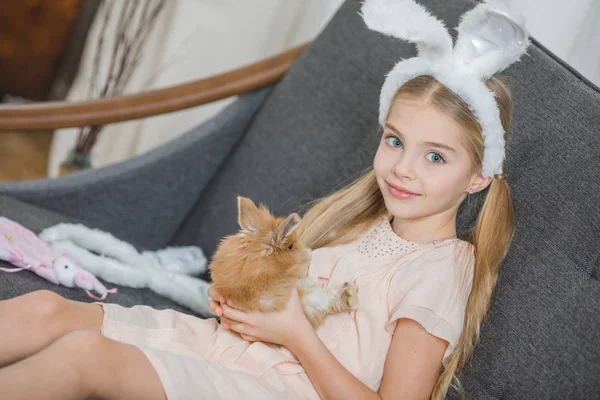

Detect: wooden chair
[0, 44, 308, 131]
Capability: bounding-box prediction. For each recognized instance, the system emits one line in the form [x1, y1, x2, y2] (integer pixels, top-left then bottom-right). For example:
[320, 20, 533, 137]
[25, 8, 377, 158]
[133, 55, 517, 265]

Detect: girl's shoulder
[392, 239, 475, 293]
[401, 239, 474, 270]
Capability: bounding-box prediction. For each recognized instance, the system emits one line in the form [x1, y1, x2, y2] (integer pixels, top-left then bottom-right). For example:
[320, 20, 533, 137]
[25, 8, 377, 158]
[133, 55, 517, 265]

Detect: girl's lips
[387, 182, 421, 199]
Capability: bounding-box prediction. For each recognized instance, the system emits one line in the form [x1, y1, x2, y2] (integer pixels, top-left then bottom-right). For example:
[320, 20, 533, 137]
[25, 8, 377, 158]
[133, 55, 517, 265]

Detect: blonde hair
[296, 75, 515, 399]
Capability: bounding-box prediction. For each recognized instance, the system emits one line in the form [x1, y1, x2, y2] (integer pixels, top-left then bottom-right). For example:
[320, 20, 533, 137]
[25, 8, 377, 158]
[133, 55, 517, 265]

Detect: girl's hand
[208, 286, 225, 317]
[209, 285, 260, 340]
[220, 286, 310, 347]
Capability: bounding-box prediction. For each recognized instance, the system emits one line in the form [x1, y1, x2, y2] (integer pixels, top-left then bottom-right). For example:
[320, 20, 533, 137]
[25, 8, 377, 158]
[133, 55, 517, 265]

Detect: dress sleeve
[385, 242, 475, 360]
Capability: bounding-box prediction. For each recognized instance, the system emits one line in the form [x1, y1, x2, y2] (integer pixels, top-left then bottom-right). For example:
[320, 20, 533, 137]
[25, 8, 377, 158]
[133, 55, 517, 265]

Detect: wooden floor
[0, 131, 53, 182]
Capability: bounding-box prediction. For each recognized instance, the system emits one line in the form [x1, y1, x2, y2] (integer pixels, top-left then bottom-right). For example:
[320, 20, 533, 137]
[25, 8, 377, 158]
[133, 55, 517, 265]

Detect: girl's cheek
[373, 145, 390, 171]
[426, 177, 454, 199]
[373, 149, 383, 172]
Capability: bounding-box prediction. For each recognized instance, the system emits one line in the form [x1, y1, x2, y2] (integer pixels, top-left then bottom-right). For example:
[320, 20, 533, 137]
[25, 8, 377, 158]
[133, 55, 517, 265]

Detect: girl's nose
[392, 152, 417, 180]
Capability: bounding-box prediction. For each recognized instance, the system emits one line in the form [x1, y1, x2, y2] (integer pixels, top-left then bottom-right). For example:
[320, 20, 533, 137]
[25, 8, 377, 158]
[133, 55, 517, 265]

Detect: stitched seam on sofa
[529, 37, 600, 92]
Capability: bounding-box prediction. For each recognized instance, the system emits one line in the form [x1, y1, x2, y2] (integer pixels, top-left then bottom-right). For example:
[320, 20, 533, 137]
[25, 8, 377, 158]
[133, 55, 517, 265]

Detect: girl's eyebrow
[384, 122, 456, 153]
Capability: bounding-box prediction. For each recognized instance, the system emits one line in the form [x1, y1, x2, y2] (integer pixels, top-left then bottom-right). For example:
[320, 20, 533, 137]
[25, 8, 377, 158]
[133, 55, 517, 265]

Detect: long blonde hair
[296, 75, 515, 399]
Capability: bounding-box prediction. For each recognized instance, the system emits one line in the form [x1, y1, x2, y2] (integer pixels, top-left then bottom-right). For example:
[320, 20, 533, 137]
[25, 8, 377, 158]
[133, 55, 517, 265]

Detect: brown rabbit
[209, 196, 358, 332]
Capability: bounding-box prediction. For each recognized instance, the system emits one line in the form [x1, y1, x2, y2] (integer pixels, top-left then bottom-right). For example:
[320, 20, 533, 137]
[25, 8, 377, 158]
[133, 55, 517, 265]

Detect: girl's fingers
[208, 286, 217, 300]
[218, 313, 259, 342]
[208, 286, 226, 303]
[240, 334, 258, 342]
[229, 321, 253, 336]
[221, 316, 245, 331]
[209, 300, 222, 316]
[221, 304, 249, 324]
[220, 316, 232, 329]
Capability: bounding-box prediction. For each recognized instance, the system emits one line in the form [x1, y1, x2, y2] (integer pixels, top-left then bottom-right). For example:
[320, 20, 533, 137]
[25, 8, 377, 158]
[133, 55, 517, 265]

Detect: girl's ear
[469, 171, 493, 194]
[237, 196, 263, 232]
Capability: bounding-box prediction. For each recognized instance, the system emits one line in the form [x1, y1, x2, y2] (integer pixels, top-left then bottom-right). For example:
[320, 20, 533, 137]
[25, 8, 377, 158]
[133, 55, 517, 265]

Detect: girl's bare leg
[0, 330, 166, 400]
[0, 290, 104, 367]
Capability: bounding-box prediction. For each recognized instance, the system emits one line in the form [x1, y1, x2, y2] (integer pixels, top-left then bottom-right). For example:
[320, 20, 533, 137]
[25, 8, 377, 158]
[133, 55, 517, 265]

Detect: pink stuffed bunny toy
[0, 217, 116, 300]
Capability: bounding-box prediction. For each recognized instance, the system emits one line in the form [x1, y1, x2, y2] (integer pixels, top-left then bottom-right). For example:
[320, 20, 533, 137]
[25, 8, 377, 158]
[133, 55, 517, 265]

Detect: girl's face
[373, 96, 488, 224]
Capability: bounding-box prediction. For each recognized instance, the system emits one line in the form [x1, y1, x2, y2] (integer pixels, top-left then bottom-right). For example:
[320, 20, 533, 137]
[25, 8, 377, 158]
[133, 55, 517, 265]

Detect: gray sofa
[1, 0, 599, 398]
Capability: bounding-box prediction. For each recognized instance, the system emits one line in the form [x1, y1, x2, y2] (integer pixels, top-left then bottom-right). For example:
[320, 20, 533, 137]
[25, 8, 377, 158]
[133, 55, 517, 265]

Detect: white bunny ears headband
[360, 0, 530, 178]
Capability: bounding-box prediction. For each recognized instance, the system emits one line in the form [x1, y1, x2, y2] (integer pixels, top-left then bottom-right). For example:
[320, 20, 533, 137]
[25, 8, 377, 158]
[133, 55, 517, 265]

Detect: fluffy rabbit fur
[209, 196, 358, 332]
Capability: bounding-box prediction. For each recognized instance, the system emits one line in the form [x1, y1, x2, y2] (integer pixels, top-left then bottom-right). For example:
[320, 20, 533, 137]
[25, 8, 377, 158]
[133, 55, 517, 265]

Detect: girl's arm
[286, 317, 382, 400]
[287, 316, 447, 400]
[378, 318, 448, 400]
[210, 287, 447, 400]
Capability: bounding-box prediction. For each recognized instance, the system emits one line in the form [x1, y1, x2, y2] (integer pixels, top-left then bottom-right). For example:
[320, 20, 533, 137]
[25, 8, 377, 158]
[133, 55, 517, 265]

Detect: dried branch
[73, 0, 166, 160]
[118, 0, 166, 93]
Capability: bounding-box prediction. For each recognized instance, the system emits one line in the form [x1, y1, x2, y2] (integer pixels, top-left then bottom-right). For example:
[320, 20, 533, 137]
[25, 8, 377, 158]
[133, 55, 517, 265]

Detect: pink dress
[97, 214, 475, 399]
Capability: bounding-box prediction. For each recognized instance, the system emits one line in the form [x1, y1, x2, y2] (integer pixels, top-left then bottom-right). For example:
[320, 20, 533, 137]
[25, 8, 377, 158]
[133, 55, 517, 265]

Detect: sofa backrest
[172, 1, 600, 397]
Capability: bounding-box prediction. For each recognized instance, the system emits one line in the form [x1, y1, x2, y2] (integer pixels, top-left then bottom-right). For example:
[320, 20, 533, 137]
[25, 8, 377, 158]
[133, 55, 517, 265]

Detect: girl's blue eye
[385, 136, 403, 148]
[426, 152, 445, 164]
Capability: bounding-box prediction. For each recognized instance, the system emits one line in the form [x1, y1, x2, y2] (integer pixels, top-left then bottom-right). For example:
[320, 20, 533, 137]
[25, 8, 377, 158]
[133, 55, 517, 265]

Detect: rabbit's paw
[341, 282, 359, 310]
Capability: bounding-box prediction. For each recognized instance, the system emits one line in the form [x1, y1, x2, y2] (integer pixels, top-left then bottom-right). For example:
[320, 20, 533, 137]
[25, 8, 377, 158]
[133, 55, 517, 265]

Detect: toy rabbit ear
[360, 0, 453, 62]
[453, 0, 530, 79]
[74, 271, 95, 291]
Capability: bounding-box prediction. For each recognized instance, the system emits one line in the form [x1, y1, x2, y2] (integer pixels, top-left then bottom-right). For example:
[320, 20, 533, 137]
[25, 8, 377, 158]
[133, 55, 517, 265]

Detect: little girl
[0, 1, 529, 399]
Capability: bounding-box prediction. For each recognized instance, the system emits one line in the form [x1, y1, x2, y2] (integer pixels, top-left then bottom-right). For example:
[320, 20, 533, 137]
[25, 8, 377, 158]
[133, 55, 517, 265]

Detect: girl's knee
[21, 291, 103, 333]
[19, 290, 66, 321]
[55, 330, 159, 399]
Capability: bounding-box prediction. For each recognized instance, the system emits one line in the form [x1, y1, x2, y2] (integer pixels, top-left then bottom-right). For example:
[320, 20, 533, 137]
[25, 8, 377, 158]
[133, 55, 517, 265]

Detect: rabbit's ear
[237, 196, 263, 232]
[453, 0, 529, 79]
[280, 213, 301, 240]
[360, 0, 453, 62]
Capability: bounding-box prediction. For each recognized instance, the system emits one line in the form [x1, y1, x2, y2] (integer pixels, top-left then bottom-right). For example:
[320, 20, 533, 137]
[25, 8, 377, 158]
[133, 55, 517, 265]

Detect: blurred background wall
[47, 0, 346, 177]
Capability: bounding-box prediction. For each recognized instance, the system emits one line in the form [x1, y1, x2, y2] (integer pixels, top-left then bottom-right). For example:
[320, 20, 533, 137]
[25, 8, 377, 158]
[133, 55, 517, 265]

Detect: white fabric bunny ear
[453, 0, 530, 79]
[360, 0, 453, 62]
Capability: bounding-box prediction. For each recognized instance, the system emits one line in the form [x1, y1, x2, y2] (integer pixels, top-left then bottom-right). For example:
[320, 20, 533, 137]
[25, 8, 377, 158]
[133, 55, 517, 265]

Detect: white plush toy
[39, 223, 212, 316]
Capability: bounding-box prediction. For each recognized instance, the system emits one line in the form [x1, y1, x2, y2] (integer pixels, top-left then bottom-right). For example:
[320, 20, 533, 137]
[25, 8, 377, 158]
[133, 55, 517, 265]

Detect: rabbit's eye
[288, 242, 294, 250]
